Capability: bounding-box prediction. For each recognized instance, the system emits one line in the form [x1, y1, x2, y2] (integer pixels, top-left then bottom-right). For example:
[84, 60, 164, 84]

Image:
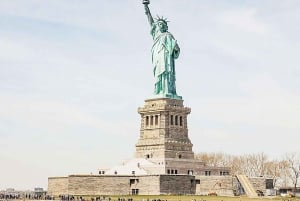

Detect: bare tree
[284, 153, 300, 195]
[196, 152, 269, 177]
[231, 155, 242, 175]
[264, 160, 289, 188]
[195, 151, 300, 191]
[195, 152, 232, 167]
[231, 153, 268, 177]
[256, 152, 268, 176]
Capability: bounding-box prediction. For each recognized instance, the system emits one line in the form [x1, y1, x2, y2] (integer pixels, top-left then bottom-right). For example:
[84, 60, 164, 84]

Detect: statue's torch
[142, 0, 150, 5]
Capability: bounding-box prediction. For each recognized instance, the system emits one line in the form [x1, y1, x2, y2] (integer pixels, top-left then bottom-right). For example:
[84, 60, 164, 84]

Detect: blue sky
[0, 0, 299, 190]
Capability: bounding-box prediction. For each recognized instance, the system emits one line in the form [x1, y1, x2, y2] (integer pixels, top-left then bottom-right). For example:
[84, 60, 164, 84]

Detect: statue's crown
[155, 16, 169, 24]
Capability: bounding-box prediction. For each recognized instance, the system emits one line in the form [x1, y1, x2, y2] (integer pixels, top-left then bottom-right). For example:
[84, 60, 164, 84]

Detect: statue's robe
[151, 30, 180, 96]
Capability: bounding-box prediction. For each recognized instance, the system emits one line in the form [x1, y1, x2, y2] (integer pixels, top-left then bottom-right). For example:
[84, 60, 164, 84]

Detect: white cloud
[220, 8, 268, 35]
[0, 94, 133, 136]
[194, 74, 300, 129]
[189, 72, 299, 158]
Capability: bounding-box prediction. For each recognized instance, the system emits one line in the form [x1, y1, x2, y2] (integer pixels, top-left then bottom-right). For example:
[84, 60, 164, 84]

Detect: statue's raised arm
[143, 0, 154, 27]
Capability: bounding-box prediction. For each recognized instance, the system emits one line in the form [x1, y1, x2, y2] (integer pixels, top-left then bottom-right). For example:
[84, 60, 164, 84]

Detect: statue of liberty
[143, 0, 182, 99]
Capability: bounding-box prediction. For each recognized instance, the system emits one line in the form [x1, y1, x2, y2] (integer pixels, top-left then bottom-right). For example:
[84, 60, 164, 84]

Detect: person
[143, 1, 181, 98]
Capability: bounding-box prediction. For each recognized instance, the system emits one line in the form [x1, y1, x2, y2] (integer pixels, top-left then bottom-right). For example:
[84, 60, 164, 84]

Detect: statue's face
[157, 20, 168, 33]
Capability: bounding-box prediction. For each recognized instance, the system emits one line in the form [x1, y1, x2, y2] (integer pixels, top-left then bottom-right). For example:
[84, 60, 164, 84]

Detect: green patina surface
[143, 0, 182, 100]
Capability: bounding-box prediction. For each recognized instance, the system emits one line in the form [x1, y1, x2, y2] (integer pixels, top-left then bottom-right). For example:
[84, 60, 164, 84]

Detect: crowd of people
[0, 194, 21, 200]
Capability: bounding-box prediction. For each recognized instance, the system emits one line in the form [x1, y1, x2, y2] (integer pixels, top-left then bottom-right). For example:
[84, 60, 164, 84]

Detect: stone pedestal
[136, 98, 193, 160]
[135, 98, 205, 174]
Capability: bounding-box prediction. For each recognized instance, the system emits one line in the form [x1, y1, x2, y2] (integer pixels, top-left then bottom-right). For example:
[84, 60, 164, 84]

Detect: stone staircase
[236, 174, 258, 198]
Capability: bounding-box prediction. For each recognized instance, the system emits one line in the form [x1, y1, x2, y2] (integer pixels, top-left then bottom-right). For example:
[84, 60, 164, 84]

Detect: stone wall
[48, 175, 205, 196]
[233, 176, 269, 196]
[130, 175, 160, 195]
[160, 175, 196, 195]
[48, 175, 162, 196]
[195, 176, 234, 196]
[48, 177, 69, 196]
[68, 175, 132, 195]
[199, 166, 231, 176]
[48, 175, 270, 197]
[164, 158, 204, 175]
[248, 177, 267, 194]
[144, 157, 229, 176]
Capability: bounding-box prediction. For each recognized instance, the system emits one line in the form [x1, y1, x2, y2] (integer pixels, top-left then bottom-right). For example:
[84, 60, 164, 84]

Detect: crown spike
[154, 15, 169, 24]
